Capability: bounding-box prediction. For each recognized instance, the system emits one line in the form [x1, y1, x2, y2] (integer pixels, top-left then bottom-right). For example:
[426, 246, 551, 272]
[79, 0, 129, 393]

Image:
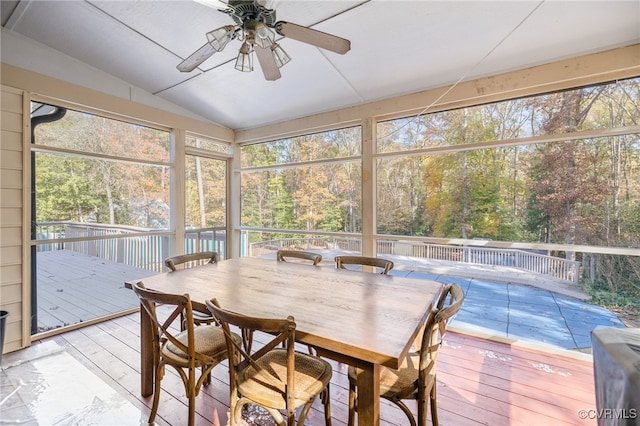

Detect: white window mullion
[172, 128, 186, 257]
[361, 118, 375, 257]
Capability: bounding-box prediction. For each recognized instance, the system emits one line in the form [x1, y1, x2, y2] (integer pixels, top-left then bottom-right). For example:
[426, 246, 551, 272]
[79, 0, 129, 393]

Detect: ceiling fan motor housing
[226, 0, 277, 28]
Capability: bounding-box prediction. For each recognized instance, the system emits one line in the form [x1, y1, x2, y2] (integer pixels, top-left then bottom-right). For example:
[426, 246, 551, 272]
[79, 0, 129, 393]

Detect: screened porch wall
[1, 43, 639, 353]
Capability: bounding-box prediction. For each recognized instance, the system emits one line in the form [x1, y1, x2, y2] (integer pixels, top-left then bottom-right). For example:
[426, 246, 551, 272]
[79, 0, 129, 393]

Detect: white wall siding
[0, 85, 25, 353]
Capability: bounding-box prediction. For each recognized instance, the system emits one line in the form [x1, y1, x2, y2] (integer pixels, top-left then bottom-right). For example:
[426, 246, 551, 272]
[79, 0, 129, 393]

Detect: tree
[33, 107, 171, 228]
[527, 88, 608, 251]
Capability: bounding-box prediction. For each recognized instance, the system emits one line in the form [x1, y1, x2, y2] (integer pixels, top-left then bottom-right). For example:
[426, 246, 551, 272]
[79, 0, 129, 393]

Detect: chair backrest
[335, 255, 394, 274]
[418, 284, 465, 376]
[206, 298, 297, 416]
[164, 251, 219, 271]
[276, 249, 322, 266]
[132, 281, 204, 368]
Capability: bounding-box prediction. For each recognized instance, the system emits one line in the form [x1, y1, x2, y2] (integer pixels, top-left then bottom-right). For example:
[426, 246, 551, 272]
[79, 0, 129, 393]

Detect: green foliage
[185, 155, 226, 229]
[36, 154, 100, 222]
[241, 130, 361, 233]
[588, 288, 640, 311]
[583, 279, 640, 312]
[33, 106, 171, 228]
[580, 254, 640, 317]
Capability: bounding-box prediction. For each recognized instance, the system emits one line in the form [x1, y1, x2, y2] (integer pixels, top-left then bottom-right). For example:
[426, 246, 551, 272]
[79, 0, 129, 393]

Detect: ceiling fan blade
[177, 43, 218, 72]
[276, 21, 350, 55]
[254, 45, 281, 81]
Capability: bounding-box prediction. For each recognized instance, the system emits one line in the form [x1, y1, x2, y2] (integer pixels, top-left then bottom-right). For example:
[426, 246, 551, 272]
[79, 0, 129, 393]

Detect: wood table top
[129, 256, 443, 369]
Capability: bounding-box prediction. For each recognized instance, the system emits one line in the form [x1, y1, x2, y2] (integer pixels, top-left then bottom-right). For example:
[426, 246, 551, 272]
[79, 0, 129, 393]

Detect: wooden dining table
[127, 256, 443, 426]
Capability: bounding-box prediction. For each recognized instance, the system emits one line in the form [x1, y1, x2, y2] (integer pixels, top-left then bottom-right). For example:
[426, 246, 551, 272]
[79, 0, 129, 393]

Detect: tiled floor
[390, 270, 627, 351]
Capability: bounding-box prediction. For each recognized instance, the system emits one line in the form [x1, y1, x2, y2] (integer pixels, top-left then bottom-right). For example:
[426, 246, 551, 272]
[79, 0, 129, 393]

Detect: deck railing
[379, 240, 580, 284]
[248, 236, 332, 257]
[185, 228, 227, 259]
[34, 222, 226, 272]
[249, 237, 580, 284]
[35, 223, 579, 284]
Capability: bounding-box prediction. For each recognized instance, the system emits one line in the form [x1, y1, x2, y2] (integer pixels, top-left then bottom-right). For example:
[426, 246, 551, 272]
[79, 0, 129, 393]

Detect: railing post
[88, 226, 97, 257]
[161, 235, 169, 271]
[117, 238, 125, 264]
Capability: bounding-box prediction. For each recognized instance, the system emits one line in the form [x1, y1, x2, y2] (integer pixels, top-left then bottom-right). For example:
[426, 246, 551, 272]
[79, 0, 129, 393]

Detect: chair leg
[187, 366, 197, 426]
[322, 384, 332, 426]
[430, 384, 439, 426]
[148, 364, 163, 425]
[297, 385, 331, 426]
[242, 328, 254, 353]
[229, 400, 238, 426]
[392, 399, 417, 426]
[297, 400, 315, 426]
[417, 395, 428, 426]
[202, 365, 211, 386]
[347, 380, 356, 426]
[188, 393, 196, 426]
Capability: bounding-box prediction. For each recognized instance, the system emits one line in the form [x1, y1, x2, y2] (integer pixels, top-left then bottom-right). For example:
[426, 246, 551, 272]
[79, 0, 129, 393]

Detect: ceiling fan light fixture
[235, 42, 252, 72]
[206, 25, 235, 51]
[271, 43, 291, 68]
[181, 1, 351, 79]
[254, 22, 275, 49]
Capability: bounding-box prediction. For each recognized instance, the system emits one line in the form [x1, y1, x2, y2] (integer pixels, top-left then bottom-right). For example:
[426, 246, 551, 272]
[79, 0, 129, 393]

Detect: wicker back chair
[132, 281, 241, 426]
[347, 283, 465, 426]
[276, 249, 322, 266]
[206, 298, 333, 426]
[334, 255, 394, 275]
[164, 251, 219, 271]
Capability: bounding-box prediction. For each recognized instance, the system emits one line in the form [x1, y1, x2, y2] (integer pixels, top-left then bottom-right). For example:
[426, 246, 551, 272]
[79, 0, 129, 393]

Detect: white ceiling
[2, 0, 639, 131]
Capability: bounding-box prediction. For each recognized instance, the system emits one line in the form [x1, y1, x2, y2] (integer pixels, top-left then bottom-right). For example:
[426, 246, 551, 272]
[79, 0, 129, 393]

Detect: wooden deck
[34, 249, 587, 334]
[7, 310, 594, 426]
[35, 250, 158, 333]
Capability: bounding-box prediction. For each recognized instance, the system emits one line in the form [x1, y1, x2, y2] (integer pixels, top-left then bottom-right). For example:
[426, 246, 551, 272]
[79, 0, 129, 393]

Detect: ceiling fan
[177, 0, 351, 81]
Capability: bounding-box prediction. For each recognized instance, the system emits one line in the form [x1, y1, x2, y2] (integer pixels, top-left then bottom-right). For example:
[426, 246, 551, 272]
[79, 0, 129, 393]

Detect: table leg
[139, 303, 154, 397]
[356, 362, 380, 426]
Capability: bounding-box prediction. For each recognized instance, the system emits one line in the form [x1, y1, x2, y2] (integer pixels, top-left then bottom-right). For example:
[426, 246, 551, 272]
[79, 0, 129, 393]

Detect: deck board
[18, 311, 596, 426]
[35, 250, 157, 332]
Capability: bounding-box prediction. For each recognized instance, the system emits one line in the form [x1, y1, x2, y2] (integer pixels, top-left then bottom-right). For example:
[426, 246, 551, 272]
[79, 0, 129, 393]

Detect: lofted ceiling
[1, 0, 639, 131]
